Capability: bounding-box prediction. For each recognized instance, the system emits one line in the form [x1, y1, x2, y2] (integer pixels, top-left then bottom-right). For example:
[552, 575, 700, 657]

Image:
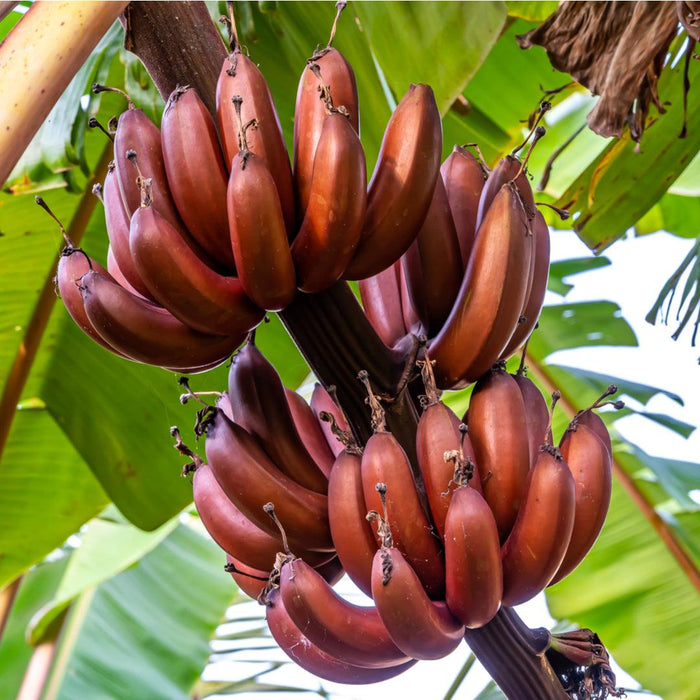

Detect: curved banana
[290, 110, 367, 293]
[216, 49, 295, 234]
[444, 484, 502, 629]
[358, 261, 407, 349]
[512, 369, 551, 469]
[203, 406, 333, 552]
[372, 545, 464, 660]
[227, 341, 328, 493]
[278, 557, 411, 668]
[343, 84, 442, 280]
[161, 85, 234, 270]
[310, 383, 349, 457]
[441, 145, 488, 269]
[427, 182, 533, 389]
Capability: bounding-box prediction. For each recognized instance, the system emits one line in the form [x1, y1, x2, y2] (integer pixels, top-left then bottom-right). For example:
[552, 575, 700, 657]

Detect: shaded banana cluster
[178, 338, 620, 684]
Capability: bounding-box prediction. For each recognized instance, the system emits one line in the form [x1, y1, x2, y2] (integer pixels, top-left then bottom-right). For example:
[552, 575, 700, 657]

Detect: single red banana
[343, 84, 442, 280]
[362, 431, 445, 599]
[467, 367, 531, 542]
[216, 50, 295, 234]
[328, 448, 378, 597]
[358, 261, 407, 348]
[265, 589, 417, 683]
[576, 409, 613, 456]
[160, 85, 234, 269]
[310, 383, 349, 457]
[441, 145, 488, 269]
[500, 446, 576, 606]
[499, 209, 551, 360]
[80, 269, 242, 371]
[427, 182, 533, 389]
[227, 150, 296, 311]
[284, 387, 335, 478]
[278, 558, 412, 668]
[193, 461, 331, 571]
[372, 546, 464, 660]
[203, 407, 333, 551]
[293, 47, 359, 218]
[444, 485, 502, 628]
[129, 197, 264, 337]
[512, 369, 551, 469]
[102, 164, 156, 301]
[227, 341, 328, 493]
[290, 111, 367, 293]
[549, 421, 612, 585]
[401, 175, 463, 337]
[106, 246, 147, 299]
[398, 256, 424, 336]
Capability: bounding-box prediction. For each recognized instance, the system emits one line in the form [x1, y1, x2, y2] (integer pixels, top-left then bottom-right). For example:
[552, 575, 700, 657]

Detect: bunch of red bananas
[176, 338, 620, 684]
[53, 24, 550, 387]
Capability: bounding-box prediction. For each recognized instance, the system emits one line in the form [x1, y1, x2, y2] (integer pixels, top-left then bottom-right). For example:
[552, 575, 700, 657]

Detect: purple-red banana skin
[193, 462, 331, 571]
[129, 203, 264, 337]
[293, 46, 359, 219]
[285, 387, 335, 478]
[499, 209, 551, 360]
[501, 449, 576, 606]
[467, 368, 531, 542]
[550, 422, 612, 584]
[362, 431, 445, 599]
[228, 342, 328, 493]
[444, 486, 502, 629]
[398, 256, 424, 336]
[204, 408, 333, 552]
[344, 84, 442, 280]
[359, 261, 407, 348]
[265, 589, 417, 683]
[576, 409, 613, 456]
[113, 107, 183, 232]
[106, 246, 147, 299]
[512, 372, 551, 469]
[227, 151, 296, 311]
[427, 183, 532, 389]
[103, 164, 156, 301]
[441, 145, 487, 269]
[416, 400, 481, 539]
[328, 449, 378, 597]
[372, 546, 464, 660]
[216, 50, 295, 235]
[401, 175, 463, 337]
[291, 111, 367, 293]
[79, 269, 242, 371]
[279, 559, 411, 669]
[310, 383, 349, 457]
[161, 86, 234, 269]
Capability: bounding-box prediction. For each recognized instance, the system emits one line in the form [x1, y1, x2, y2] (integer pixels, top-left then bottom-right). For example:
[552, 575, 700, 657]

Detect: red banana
[512, 368, 551, 469]
[216, 49, 295, 234]
[265, 589, 417, 684]
[372, 545, 464, 660]
[310, 383, 349, 457]
[444, 484, 502, 628]
[499, 209, 551, 360]
[106, 246, 146, 299]
[358, 261, 407, 348]
[227, 148, 296, 311]
[203, 406, 333, 551]
[278, 557, 412, 668]
[401, 175, 463, 337]
[129, 191, 264, 337]
[427, 182, 533, 389]
[467, 367, 531, 542]
[501, 446, 576, 606]
[284, 387, 335, 478]
[328, 447, 378, 597]
[80, 269, 242, 371]
[293, 47, 359, 218]
[398, 257, 423, 336]
[227, 341, 328, 493]
[290, 110, 367, 293]
[550, 420, 612, 585]
[344, 84, 442, 280]
[441, 145, 488, 269]
[160, 85, 234, 269]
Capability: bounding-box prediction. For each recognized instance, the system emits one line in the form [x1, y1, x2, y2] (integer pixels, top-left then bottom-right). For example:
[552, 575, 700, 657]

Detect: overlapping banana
[178, 338, 620, 683]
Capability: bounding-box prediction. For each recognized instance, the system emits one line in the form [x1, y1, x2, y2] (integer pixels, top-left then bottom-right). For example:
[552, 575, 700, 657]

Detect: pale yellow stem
[0, 0, 129, 185]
